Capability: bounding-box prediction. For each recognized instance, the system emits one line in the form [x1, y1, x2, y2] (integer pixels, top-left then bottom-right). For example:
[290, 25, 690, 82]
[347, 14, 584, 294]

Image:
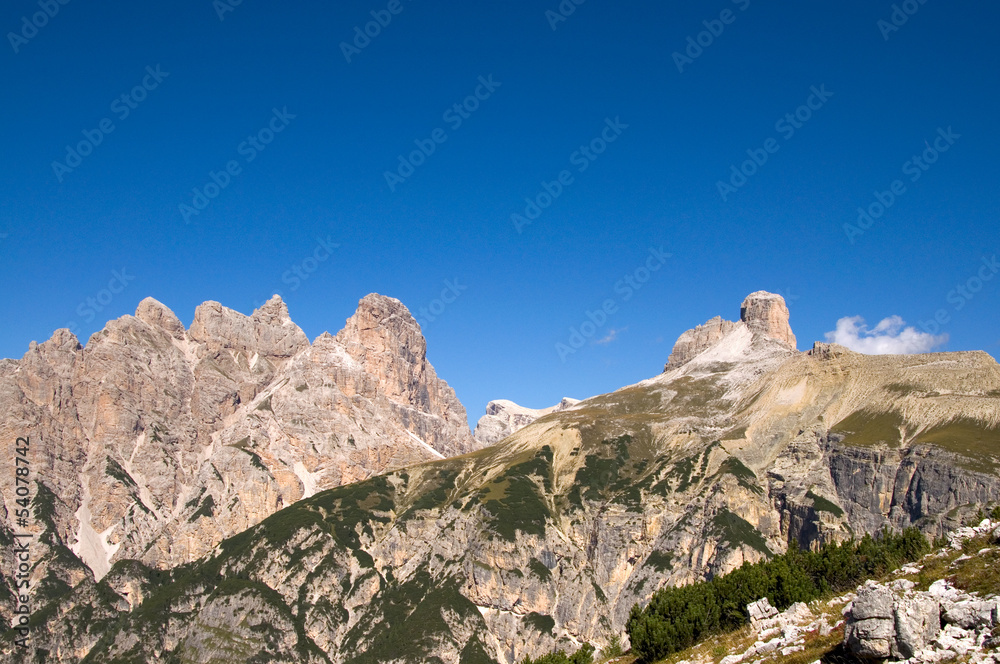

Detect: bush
[603, 633, 623, 658]
[626, 527, 930, 663]
[520, 643, 594, 664]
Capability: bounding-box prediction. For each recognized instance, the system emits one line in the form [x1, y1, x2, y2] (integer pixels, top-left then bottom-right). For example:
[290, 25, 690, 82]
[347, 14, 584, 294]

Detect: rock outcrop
[741, 290, 796, 348]
[665, 291, 796, 371]
[844, 521, 1000, 661]
[473, 397, 580, 446]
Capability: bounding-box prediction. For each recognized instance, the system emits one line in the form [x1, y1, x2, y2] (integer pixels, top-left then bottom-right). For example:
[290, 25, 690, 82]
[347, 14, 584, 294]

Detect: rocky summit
[3, 291, 1000, 664]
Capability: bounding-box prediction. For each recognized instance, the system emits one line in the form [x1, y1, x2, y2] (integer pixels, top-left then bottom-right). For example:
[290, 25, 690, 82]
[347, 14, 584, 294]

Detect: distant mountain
[473, 397, 581, 446]
[5, 291, 999, 663]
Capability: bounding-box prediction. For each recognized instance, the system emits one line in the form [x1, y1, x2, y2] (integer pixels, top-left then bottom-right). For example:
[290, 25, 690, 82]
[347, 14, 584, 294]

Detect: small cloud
[825, 315, 947, 355]
[594, 327, 627, 345]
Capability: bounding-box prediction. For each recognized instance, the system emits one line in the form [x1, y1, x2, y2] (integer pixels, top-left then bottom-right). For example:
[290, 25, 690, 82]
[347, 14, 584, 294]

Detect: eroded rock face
[843, 569, 1000, 662]
[336, 294, 477, 458]
[0, 293, 477, 588]
[844, 583, 939, 659]
[740, 291, 796, 348]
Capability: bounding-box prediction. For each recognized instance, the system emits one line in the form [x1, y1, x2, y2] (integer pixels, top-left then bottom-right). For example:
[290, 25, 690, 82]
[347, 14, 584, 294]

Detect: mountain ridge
[4, 290, 1000, 663]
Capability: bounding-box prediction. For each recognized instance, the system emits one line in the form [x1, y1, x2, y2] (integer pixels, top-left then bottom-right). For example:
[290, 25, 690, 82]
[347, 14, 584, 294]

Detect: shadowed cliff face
[4, 292, 1000, 664]
[0, 293, 476, 601]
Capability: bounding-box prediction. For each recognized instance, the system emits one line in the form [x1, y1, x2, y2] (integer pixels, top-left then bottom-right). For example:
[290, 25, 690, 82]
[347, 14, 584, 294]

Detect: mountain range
[2, 290, 998, 663]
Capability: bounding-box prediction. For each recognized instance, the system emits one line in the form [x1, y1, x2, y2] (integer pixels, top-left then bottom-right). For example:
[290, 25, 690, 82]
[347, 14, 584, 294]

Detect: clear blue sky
[2, 1, 998, 427]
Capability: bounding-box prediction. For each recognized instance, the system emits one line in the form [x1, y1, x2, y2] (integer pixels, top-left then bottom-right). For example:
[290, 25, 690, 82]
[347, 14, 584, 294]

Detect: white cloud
[594, 327, 627, 345]
[825, 315, 947, 355]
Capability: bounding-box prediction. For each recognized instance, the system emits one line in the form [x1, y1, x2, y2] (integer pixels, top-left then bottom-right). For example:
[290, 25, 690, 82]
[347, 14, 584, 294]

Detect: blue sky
[2, 0, 998, 427]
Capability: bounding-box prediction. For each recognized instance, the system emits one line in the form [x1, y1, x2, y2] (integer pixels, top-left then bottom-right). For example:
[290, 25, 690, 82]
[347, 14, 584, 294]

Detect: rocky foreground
[633, 518, 1000, 664]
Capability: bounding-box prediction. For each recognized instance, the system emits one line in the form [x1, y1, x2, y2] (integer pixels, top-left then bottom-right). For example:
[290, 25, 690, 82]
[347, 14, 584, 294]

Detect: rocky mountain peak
[335, 294, 429, 399]
[189, 297, 309, 359]
[741, 290, 796, 347]
[665, 291, 797, 371]
[664, 316, 739, 370]
[134, 297, 186, 340]
[337, 293, 424, 357]
[252, 294, 293, 326]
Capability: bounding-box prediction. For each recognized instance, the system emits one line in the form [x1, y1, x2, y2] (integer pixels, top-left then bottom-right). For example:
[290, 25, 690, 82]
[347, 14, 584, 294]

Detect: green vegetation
[343, 570, 485, 664]
[519, 643, 594, 664]
[188, 494, 215, 522]
[912, 417, 1000, 472]
[400, 468, 459, 518]
[717, 457, 763, 495]
[295, 383, 308, 392]
[806, 489, 845, 517]
[239, 448, 269, 474]
[524, 612, 556, 636]
[663, 456, 697, 494]
[481, 447, 553, 541]
[603, 633, 623, 659]
[626, 527, 930, 663]
[105, 458, 138, 489]
[831, 409, 906, 447]
[885, 382, 921, 394]
[712, 509, 770, 555]
[645, 550, 674, 573]
[529, 558, 552, 582]
[565, 435, 659, 508]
